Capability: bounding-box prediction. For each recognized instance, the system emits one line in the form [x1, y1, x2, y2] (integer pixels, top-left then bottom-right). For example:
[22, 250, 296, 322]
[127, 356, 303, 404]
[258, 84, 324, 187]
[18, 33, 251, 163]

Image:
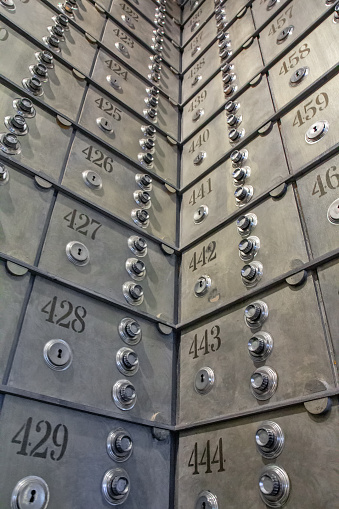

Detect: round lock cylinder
[236, 213, 257, 237]
[0, 0, 15, 9]
[146, 86, 160, 99]
[107, 75, 122, 90]
[61, 1, 76, 16]
[194, 367, 215, 394]
[238, 235, 260, 261]
[51, 23, 64, 39]
[277, 25, 294, 44]
[115, 42, 129, 57]
[230, 148, 248, 165]
[97, 117, 114, 133]
[193, 151, 206, 165]
[107, 428, 133, 462]
[141, 124, 157, 139]
[0, 133, 21, 155]
[116, 347, 139, 376]
[194, 275, 212, 297]
[191, 74, 202, 87]
[145, 95, 158, 108]
[30, 63, 49, 82]
[138, 152, 154, 168]
[192, 108, 204, 122]
[227, 113, 242, 128]
[289, 66, 308, 87]
[193, 204, 208, 224]
[224, 82, 237, 96]
[305, 120, 329, 144]
[241, 261, 263, 287]
[218, 38, 230, 50]
[56, 13, 69, 29]
[144, 107, 158, 122]
[66, 241, 89, 266]
[4, 114, 28, 136]
[11, 476, 50, 509]
[149, 62, 162, 73]
[223, 71, 236, 84]
[244, 300, 269, 328]
[133, 189, 152, 209]
[13, 97, 36, 118]
[229, 127, 244, 143]
[139, 137, 155, 153]
[122, 281, 144, 305]
[113, 379, 137, 410]
[191, 21, 200, 32]
[22, 76, 44, 96]
[250, 366, 278, 400]
[191, 46, 201, 57]
[136, 173, 152, 191]
[195, 491, 218, 509]
[43, 339, 73, 371]
[125, 258, 146, 280]
[121, 14, 135, 29]
[267, 0, 278, 8]
[44, 34, 61, 52]
[255, 421, 284, 459]
[232, 166, 250, 185]
[327, 198, 339, 224]
[102, 468, 130, 505]
[118, 317, 142, 345]
[234, 185, 253, 206]
[36, 50, 54, 68]
[258, 465, 290, 507]
[0, 162, 9, 185]
[149, 71, 161, 83]
[334, 4, 339, 23]
[131, 208, 150, 228]
[82, 169, 103, 190]
[248, 332, 273, 362]
[128, 235, 148, 257]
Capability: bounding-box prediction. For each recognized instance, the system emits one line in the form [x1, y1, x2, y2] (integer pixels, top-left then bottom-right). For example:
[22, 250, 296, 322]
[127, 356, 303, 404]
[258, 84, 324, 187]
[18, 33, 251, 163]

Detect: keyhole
[202, 503, 206, 509]
[201, 373, 205, 383]
[200, 280, 204, 288]
[78, 248, 82, 255]
[313, 126, 318, 133]
[29, 490, 36, 503]
[57, 349, 63, 359]
[92, 175, 96, 182]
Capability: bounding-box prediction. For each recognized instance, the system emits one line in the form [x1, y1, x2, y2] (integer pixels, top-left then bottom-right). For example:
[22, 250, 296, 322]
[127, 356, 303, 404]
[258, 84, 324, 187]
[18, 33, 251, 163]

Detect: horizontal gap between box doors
[0, 74, 180, 191]
[176, 247, 339, 330]
[179, 143, 339, 253]
[0, 251, 177, 329]
[0, 384, 176, 430]
[174, 388, 339, 432]
[178, 63, 339, 191]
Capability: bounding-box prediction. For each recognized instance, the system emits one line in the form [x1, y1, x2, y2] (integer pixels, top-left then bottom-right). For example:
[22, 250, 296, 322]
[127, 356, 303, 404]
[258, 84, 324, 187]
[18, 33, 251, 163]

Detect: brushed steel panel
[8, 276, 173, 423]
[182, 0, 207, 24]
[128, 0, 158, 22]
[252, 0, 290, 30]
[178, 277, 334, 425]
[0, 0, 97, 75]
[38, 194, 175, 320]
[180, 186, 308, 322]
[78, 86, 179, 185]
[268, 15, 339, 111]
[48, 0, 106, 40]
[280, 73, 338, 172]
[258, 0, 333, 66]
[0, 163, 53, 264]
[177, 403, 339, 508]
[162, 0, 182, 21]
[0, 261, 30, 380]
[160, 11, 181, 45]
[182, 44, 221, 103]
[0, 85, 71, 179]
[182, 0, 216, 47]
[61, 132, 177, 243]
[0, 21, 86, 120]
[0, 395, 171, 509]
[181, 76, 275, 187]
[102, 18, 180, 102]
[180, 124, 289, 246]
[224, 0, 252, 22]
[98, 0, 112, 9]
[296, 154, 339, 258]
[92, 49, 179, 139]
[182, 38, 264, 139]
[182, 8, 255, 72]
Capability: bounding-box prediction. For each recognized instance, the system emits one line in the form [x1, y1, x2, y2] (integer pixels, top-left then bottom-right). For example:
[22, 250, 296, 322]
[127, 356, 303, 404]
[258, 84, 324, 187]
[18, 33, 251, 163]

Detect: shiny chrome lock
[0, 133, 21, 155]
[0, 162, 9, 185]
[43, 34, 61, 52]
[48, 24, 65, 41]
[13, 97, 36, 118]
[116, 347, 139, 376]
[267, 0, 278, 9]
[115, 42, 129, 57]
[107, 75, 123, 90]
[144, 95, 159, 108]
[248, 332, 273, 362]
[230, 148, 248, 166]
[43, 339, 73, 371]
[195, 491, 218, 509]
[60, 1, 76, 17]
[96, 116, 114, 133]
[121, 14, 134, 29]
[234, 185, 253, 206]
[258, 465, 290, 507]
[22, 76, 44, 96]
[29, 63, 49, 82]
[223, 71, 236, 84]
[4, 114, 28, 136]
[139, 137, 156, 153]
[277, 25, 294, 44]
[128, 236, 148, 257]
[191, 21, 200, 32]
[191, 74, 202, 87]
[193, 204, 208, 224]
[11, 476, 50, 509]
[136, 173, 152, 190]
[244, 300, 269, 328]
[238, 235, 260, 261]
[224, 83, 237, 96]
[118, 317, 142, 345]
[193, 151, 206, 165]
[255, 421, 284, 458]
[133, 189, 152, 209]
[146, 86, 159, 99]
[125, 258, 146, 280]
[194, 367, 215, 394]
[0, 0, 16, 9]
[191, 45, 201, 57]
[192, 108, 204, 122]
[250, 366, 278, 400]
[141, 124, 157, 139]
[143, 108, 157, 122]
[241, 261, 263, 287]
[107, 428, 133, 462]
[131, 208, 150, 228]
[36, 50, 54, 68]
[194, 275, 211, 296]
[327, 198, 339, 224]
[148, 70, 161, 83]
[82, 169, 103, 190]
[236, 213, 257, 237]
[334, 4, 339, 23]
[137, 152, 154, 168]
[289, 66, 309, 87]
[305, 120, 329, 144]
[55, 13, 70, 30]
[122, 281, 144, 305]
[228, 127, 245, 143]
[65, 241, 90, 266]
[112, 379, 137, 410]
[227, 113, 242, 128]
[232, 166, 250, 185]
[102, 468, 130, 505]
